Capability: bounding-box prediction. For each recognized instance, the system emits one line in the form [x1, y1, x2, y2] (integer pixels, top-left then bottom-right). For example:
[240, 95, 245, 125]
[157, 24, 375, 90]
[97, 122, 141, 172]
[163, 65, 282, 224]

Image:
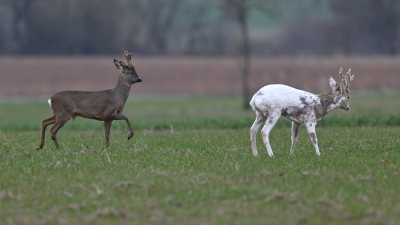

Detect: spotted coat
[249, 68, 354, 157]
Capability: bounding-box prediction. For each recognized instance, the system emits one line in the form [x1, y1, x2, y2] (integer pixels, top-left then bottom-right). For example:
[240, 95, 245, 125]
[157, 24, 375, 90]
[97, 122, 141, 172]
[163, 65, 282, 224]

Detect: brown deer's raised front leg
[108, 113, 134, 140]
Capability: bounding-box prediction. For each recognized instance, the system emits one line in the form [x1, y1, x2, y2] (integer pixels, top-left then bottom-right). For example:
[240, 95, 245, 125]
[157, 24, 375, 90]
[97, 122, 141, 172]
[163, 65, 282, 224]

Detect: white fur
[48, 99, 51, 107]
[250, 77, 351, 158]
[251, 85, 320, 123]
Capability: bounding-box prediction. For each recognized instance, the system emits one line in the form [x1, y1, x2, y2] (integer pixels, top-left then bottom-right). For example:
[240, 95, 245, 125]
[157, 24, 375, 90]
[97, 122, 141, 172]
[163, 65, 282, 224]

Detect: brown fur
[309, 133, 317, 144]
[315, 91, 340, 119]
[37, 50, 141, 150]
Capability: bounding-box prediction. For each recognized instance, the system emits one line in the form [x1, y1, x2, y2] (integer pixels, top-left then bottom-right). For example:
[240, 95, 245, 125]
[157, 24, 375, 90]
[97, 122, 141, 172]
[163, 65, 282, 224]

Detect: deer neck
[114, 76, 132, 102]
[316, 91, 341, 118]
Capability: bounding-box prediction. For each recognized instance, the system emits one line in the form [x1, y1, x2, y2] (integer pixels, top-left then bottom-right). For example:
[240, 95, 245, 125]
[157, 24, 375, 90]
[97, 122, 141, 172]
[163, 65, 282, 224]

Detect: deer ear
[328, 76, 337, 91]
[350, 74, 355, 81]
[114, 59, 122, 69]
[114, 59, 127, 69]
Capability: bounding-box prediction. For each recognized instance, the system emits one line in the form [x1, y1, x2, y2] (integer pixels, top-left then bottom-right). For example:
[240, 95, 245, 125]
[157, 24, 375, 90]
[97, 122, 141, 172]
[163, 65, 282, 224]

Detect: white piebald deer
[37, 49, 142, 150]
[250, 67, 354, 157]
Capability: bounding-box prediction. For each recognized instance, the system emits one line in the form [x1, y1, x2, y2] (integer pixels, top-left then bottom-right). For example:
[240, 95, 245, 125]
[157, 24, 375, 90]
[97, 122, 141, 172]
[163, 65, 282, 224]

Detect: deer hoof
[128, 133, 134, 140]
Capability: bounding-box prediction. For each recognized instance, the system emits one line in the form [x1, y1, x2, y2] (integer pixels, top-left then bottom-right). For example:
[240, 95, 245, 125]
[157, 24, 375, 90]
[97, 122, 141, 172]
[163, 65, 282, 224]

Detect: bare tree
[221, 0, 279, 108]
[330, 0, 400, 55]
[7, 0, 35, 53]
[138, 0, 182, 54]
[175, 1, 226, 55]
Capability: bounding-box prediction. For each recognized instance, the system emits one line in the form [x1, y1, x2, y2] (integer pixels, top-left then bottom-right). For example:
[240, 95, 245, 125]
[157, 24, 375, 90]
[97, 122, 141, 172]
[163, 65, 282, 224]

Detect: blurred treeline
[0, 0, 399, 56]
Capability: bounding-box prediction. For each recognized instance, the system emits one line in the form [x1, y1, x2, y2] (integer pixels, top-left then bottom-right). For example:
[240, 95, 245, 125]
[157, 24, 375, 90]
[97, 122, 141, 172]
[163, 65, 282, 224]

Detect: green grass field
[1, 92, 400, 224]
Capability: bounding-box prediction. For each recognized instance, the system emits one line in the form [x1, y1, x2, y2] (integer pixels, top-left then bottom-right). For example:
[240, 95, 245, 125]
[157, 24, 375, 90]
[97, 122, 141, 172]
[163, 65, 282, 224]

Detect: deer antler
[344, 68, 355, 92]
[122, 49, 134, 68]
[346, 68, 354, 81]
[338, 67, 345, 79]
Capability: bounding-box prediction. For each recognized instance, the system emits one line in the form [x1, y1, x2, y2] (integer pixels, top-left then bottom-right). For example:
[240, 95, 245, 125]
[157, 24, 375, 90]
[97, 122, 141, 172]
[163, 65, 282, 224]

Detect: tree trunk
[11, 0, 34, 53]
[239, 5, 251, 109]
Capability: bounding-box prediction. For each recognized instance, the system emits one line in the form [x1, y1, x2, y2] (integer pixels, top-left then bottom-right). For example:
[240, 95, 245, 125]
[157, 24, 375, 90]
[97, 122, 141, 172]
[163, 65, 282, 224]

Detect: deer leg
[49, 117, 70, 149]
[290, 122, 301, 155]
[261, 116, 279, 157]
[37, 116, 56, 150]
[107, 113, 134, 140]
[250, 111, 267, 156]
[103, 120, 112, 148]
[305, 122, 320, 156]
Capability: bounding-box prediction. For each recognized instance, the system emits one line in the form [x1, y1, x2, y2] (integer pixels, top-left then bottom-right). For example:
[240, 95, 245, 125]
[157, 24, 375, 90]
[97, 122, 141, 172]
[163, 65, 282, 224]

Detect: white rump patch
[48, 99, 51, 107]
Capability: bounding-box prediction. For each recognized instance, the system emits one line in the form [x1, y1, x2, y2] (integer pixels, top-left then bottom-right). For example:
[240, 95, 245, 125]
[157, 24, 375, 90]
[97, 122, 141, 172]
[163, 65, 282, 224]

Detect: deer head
[328, 67, 355, 111]
[114, 49, 142, 85]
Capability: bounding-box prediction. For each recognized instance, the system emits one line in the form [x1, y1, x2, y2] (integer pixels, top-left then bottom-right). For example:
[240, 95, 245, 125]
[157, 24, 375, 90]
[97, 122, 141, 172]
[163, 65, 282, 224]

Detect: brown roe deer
[37, 50, 142, 150]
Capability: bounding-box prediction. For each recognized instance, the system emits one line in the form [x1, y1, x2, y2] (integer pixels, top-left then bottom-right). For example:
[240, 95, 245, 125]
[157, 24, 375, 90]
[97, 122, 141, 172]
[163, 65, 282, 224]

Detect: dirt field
[0, 56, 399, 96]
